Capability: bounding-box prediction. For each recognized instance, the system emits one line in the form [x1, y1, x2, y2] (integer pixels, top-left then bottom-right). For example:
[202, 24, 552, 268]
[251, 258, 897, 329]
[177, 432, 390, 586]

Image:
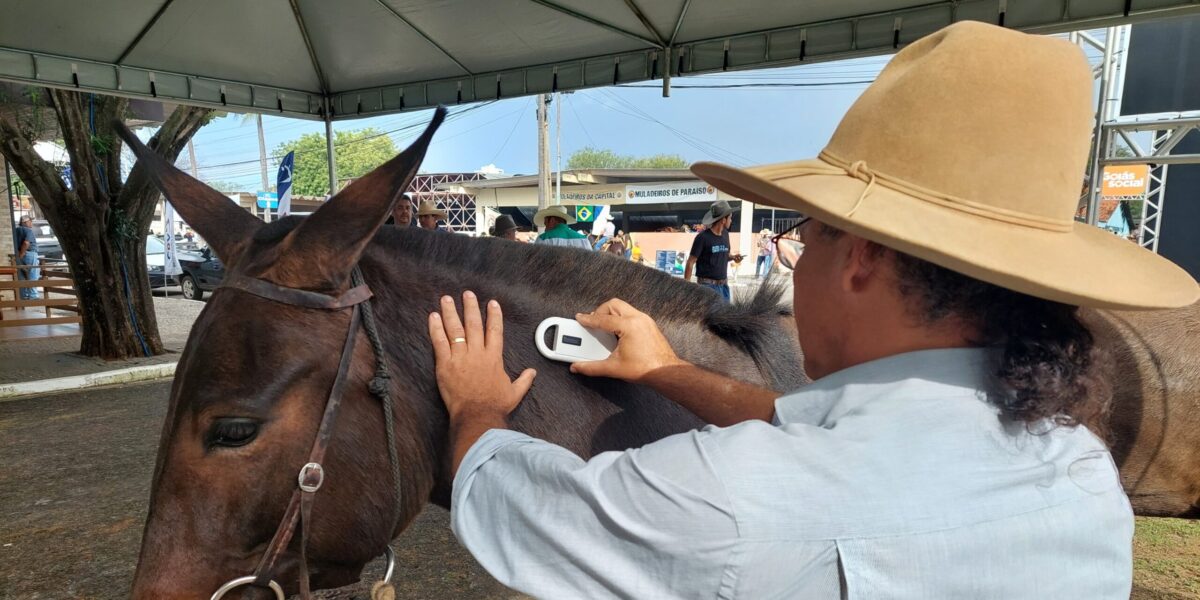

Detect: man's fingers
[511, 368, 537, 399]
[461, 291, 484, 350]
[569, 358, 612, 378]
[428, 312, 451, 362]
[485, 299, 503, 352]
[576, 311, 634, 338]
[592, 297, 635, 316]
[439, 295, 466, 350]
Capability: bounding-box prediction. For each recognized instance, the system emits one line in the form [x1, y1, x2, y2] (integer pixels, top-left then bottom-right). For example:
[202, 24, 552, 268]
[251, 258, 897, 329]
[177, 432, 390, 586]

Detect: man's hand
[428, 291, 536, 422]
[571, 298, 687, 382]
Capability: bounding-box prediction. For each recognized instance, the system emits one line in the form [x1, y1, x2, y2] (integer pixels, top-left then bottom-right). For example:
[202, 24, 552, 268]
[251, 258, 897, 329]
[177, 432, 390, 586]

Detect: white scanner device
[535, 317, 617, 363]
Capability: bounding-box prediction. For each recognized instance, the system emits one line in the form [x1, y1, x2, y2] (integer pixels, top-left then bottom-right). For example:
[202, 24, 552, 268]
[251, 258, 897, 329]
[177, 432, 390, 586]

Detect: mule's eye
[207, 418, 259, 448]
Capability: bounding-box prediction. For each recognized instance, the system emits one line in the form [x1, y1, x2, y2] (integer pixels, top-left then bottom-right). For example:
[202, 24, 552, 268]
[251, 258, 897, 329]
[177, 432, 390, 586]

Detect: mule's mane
[371, 225, 788, 325]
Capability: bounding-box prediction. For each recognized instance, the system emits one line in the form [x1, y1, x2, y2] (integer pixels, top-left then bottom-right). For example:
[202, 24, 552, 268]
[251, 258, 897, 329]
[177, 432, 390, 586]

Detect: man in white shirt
[426, 22, 1199, 599]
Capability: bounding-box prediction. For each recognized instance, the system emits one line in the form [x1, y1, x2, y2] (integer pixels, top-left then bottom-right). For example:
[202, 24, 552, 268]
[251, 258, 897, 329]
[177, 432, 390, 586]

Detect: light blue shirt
[451, 348, 1133, 599]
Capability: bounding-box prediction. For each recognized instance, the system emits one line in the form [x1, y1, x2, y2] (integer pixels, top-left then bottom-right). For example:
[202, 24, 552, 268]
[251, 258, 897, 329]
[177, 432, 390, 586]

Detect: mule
[116, 113, 1197, 599]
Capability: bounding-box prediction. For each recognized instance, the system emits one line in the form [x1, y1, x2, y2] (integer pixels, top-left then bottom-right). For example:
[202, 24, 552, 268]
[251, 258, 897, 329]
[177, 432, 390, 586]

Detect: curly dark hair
[819, 224, 1112, 434]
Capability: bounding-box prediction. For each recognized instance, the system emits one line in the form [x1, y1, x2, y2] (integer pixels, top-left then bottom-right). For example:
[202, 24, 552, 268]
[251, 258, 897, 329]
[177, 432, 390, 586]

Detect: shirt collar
[774, 347, 997, 426]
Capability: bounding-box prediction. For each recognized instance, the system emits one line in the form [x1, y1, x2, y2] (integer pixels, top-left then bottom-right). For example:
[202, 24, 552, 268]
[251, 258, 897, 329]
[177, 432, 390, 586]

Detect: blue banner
[276, 151, 294, 217]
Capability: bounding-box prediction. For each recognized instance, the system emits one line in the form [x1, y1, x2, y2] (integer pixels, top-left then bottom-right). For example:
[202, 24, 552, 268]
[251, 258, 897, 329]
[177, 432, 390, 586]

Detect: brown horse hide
[115, 109, 1198, 599]
[1086, 303, 1200, 518]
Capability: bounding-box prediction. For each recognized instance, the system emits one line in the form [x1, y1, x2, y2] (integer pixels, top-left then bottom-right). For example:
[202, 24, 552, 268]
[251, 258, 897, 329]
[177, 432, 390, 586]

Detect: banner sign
[276, 151, 295, 217]
[256, 191, 278, 209]
[163, 201, 183, 277]
[558, 185, 625, 204]
[575, 205, 596, 222]
[625, 181, 717, 205]
[1101, 165, 1150, 198]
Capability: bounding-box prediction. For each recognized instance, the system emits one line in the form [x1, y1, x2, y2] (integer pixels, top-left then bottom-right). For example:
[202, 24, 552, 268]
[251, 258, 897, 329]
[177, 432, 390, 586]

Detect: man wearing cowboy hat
[533, 205, 591, 250]
[417, 199, 447, 232]
[428, 22, 1199, 598]
[684, 199, 745, 301]
[489, 214, 523, 241]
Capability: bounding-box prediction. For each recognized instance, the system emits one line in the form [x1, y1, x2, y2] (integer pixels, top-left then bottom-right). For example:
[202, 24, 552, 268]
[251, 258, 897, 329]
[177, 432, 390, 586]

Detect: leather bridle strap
[250, 301, 363, 595]
[223, 274, 373, 310]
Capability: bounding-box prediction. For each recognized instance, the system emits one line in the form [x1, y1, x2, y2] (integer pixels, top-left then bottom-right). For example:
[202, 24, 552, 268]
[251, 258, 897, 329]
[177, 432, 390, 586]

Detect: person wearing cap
[428, 22, 1199, 599]
[755, 227, 775, 278]
[533, 205, 591, 250]
[490, 214, 522, 242]
[416, 199, 447, 232]
[684, 199, 745, 301]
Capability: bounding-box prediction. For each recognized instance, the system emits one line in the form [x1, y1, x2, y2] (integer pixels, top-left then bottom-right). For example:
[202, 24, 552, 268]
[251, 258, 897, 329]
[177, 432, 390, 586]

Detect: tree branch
[119, 104, 213, 222]
[48, 89, 106, 206]
[0, 111, 67, 215]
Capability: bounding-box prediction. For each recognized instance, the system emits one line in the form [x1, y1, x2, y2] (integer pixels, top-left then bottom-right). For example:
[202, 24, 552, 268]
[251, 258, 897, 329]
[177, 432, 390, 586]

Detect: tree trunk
[0, 89, 212, 359]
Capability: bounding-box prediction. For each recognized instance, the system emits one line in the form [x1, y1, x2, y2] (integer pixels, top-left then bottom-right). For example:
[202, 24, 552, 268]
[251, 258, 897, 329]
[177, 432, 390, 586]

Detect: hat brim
[692, 158, 1198, 310]
[533, 208, 576, 227]
[701, 207, 738, 227]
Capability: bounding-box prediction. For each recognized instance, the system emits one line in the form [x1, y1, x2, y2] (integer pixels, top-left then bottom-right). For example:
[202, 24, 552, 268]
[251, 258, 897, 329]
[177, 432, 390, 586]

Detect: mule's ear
[113, 121, 262, 265]
[264, 107, 446, 290]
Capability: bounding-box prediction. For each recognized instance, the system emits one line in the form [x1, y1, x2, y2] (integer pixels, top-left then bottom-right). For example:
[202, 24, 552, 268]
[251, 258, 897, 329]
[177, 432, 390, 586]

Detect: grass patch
[1132, 517, 1200, 599]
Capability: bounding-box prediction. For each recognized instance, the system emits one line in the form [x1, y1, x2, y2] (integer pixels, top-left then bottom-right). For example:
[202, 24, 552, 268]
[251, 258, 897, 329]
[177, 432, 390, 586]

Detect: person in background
[756, 228, 775, 278]
[14, 215, 40, 300]
[684, 200, 744, 301]
[619, 230, 633, 259]
[417, 199, 447, 232]
[534, 205, 591, 250]
[631, 241, 643, 264]
[387, 195, 415, 227]
[490, 214, 522, 242]
[606, 229, 627, 257]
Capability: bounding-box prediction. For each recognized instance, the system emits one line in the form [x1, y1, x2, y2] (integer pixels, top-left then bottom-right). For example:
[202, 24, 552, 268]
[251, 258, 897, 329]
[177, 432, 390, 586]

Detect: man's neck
[710, 223, 726, 235]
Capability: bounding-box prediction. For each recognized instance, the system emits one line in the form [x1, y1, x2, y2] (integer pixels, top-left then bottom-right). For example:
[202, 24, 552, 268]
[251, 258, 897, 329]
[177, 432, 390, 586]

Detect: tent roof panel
[2, 0, 1199, 120]
[124, 0, 323, 92]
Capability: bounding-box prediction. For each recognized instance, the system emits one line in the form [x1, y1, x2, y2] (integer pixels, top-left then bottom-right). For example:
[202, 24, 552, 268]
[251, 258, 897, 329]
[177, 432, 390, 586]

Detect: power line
[191, 102, 496, 171]
[487, 97, 532, 165]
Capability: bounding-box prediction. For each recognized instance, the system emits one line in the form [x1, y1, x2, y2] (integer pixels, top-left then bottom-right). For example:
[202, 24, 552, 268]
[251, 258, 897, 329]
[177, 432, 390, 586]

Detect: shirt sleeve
[689, 232, 705, 258]
[451, 428, 739, 599]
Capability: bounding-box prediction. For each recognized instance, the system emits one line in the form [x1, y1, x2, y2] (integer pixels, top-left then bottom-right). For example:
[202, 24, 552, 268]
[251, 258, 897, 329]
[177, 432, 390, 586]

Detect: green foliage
[566, 146, 688, 170]
[274, 128, 398, 196]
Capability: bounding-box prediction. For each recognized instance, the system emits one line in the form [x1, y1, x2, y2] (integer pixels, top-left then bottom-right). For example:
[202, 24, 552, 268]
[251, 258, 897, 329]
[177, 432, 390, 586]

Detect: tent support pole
[325, 100, 337, 196]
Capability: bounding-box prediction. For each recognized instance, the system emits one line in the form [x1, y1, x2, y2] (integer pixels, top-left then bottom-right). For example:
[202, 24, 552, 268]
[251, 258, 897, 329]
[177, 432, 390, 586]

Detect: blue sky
[182, 55, 890, 191]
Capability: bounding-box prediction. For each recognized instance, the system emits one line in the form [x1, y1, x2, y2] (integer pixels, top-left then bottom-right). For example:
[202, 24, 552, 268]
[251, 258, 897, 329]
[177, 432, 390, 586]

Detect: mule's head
[121, 109, 446, 599]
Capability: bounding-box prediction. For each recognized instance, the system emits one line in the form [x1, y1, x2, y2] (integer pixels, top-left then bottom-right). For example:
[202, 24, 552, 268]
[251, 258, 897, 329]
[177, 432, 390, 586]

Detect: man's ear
[841, 236, 889, 293]
[113, 121, 263, 265]
[249, 107, 447, 291]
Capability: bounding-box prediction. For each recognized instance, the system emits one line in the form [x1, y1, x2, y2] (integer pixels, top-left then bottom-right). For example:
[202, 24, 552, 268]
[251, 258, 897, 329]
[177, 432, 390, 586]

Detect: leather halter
[209, 269, 393, 600]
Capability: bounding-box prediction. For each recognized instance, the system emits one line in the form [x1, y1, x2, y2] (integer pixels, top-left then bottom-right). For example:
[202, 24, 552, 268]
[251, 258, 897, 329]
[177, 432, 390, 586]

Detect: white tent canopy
[1, 0, 1198, 121]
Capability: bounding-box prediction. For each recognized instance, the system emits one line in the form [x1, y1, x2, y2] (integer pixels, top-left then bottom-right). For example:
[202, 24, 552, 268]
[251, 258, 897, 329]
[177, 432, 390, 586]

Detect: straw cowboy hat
[692, 21, 1198, 310]
[416, 199, 446, 220]
[534, 204, 576, 227]
[490, 214, 523, 236]
[701, 200, 737, 227]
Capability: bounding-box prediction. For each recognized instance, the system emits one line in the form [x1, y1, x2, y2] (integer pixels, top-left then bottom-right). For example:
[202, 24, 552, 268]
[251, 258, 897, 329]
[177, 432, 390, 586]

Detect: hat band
[758, 151, 1075, 233]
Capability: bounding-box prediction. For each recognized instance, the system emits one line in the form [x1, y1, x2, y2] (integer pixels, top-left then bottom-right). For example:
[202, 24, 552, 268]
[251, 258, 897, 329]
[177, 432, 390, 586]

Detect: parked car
[27, 219, 63, 260]
[147, 236, 225, 300]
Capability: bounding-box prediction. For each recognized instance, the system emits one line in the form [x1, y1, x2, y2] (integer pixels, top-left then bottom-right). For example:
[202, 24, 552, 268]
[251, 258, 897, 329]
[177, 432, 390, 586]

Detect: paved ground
[0, 297, 203, 385]
[0, 379, 517, 600]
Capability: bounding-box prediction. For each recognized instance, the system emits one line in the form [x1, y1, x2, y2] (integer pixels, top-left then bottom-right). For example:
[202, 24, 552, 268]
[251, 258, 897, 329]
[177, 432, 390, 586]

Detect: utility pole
[187, 139, 200, 178]
[537, 93, 551, 213]
[555, 92, 562, 204]
[256, 114, 271, 223]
